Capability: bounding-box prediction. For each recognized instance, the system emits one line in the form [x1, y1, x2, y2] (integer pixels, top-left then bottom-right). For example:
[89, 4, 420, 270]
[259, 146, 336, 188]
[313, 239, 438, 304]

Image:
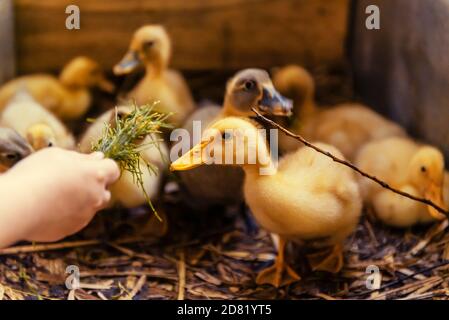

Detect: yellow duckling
[79, 106, 168, 208]
[0, 127, 33, 172]
[0, 56, 114, 120]
[273, 65, 406, 160]
[0, 91, 75, 151]
[176, 69, 292, 207]
[171, 117, 362, 287]
[355, 137, 447, 227]
[114, 25, 195, 126]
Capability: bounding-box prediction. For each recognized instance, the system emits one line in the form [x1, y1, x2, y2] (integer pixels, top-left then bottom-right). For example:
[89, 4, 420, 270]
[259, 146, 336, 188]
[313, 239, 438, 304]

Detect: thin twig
[0, 237, 146, 255]
[177, 250, 186, 300]
[252, 108, 449, 217]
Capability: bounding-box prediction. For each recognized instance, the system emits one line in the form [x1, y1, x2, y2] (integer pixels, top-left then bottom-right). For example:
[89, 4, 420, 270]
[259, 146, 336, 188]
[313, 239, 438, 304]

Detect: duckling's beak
[170, 140, 211, 171]
[258, 87, 293, 116]
[113, 51, 142, 75]
[425, 181, 447, 220]
[98, 76, 115, 93]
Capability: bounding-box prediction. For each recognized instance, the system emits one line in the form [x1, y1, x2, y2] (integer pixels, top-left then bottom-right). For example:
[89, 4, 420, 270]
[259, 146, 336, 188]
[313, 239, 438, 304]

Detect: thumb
[94, 159, 121, 185]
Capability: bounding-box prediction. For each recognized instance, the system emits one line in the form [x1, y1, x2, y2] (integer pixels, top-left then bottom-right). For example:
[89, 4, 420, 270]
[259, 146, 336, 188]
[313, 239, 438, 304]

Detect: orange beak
[170, 140, 212, 171]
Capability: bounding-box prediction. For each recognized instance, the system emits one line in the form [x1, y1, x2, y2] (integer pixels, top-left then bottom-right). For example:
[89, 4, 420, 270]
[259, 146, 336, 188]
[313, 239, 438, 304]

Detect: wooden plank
[350, 0, 449, 159]
[0, 0, 15, 84]
[14, 0, 349, 73]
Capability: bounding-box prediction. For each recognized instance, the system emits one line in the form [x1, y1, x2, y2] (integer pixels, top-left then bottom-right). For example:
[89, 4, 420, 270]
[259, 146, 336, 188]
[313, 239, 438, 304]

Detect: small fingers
[89, 152, 105, 160]
[93, 190, 112, 210]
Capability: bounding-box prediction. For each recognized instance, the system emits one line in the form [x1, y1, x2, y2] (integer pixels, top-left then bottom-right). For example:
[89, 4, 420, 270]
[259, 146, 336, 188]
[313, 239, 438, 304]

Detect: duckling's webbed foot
[307, 244, 344, 273]
[256, 237, 301, 287]
[256, 263, 301, 288]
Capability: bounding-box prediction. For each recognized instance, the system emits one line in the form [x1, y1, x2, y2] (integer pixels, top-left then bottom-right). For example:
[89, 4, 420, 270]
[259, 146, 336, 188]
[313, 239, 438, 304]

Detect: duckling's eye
[222, 132, 232, 140]
[421, 166, 427, 173]
[143, 41, 155, 50]
[5, 153, 19, 160]
[48, 142, 54, 147]
[243, 80, 256, 91]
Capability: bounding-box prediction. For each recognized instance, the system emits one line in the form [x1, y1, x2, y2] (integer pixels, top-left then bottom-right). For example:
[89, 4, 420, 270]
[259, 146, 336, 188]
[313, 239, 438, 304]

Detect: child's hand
[0, 148, 120, 246]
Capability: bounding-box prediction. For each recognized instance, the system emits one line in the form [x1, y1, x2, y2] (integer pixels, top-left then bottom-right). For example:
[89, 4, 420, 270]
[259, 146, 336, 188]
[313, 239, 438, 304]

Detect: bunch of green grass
[92, 102, 172, 221]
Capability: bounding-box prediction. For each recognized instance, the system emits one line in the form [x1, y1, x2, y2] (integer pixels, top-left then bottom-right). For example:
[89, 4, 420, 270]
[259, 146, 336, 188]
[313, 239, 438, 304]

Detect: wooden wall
[0, 0, 15, 83]
[351, 0, 449, 159]
[13, 0, 350, 73]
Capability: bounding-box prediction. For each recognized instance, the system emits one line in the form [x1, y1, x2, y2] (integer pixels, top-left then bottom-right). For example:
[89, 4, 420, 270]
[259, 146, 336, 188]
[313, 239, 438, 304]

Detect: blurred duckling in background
[355, 137, 447, 227]
[444, 172, 449, 208]
[171, 117, 362, 287]
[114, 25, 195, 126]
[176, 69, 292, 208]
[79, 106, 168, 209]
[273, 65, 406, 160]
[0, 127, 33, 172]
[0, 91, 75, 150]
[0, 56, 114, 121]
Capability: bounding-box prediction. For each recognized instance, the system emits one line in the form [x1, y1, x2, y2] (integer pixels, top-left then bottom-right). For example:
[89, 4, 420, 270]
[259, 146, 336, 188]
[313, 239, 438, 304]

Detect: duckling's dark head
[0, 127, 33, 170]
[223, 68, 293, 118]
[114, 25, 171, 76]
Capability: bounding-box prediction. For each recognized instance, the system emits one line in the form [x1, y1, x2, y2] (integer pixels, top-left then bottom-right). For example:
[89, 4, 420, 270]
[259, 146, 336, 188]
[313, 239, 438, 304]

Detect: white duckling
[114, 25, 195, 126]
[273, 65, 406, 160]
[171, 117, 362, 287]
[0, 91, 75, 150]
[0, 56, 114, 120]
[79, 106, 168, 208]
[355, 136, 447, 227]
[175, 69, 292, 207]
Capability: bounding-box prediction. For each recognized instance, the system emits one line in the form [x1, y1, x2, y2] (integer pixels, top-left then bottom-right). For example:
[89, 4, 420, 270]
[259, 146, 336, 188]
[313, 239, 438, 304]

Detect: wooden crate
[13, 0, 350, 73]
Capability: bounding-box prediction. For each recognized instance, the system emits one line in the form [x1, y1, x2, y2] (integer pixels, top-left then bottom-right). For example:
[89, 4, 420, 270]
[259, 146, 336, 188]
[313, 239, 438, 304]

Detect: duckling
[79, 106, 168, 208]
[0, 91, 75, 150]
[273, 65, 406, 160]
[355, 137, 447, 227]
[176, 69, 293, 207]
[0, 127, 33, 172]
[171, 117, 362, 287]
[444, 171, 449, 208]
[114, 25, 195, 126]
[0, 56, 114, 120]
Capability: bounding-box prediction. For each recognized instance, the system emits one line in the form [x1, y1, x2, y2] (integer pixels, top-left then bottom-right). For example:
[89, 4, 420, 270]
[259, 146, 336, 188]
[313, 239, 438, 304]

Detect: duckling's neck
[242, 138, 277, 177]
[285, 87, 317, 129]
[220, 106, 240, 118]
[300, 98, 317, 119]
[220, 101, 253, 118]
[243, 160, 277, 179]
[146, 59, 167, 78]
[59, 86, 91, 117]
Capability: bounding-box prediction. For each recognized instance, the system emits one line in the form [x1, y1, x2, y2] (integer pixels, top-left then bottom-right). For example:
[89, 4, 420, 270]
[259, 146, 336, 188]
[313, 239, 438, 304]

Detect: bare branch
[252, 108, 449, 217]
